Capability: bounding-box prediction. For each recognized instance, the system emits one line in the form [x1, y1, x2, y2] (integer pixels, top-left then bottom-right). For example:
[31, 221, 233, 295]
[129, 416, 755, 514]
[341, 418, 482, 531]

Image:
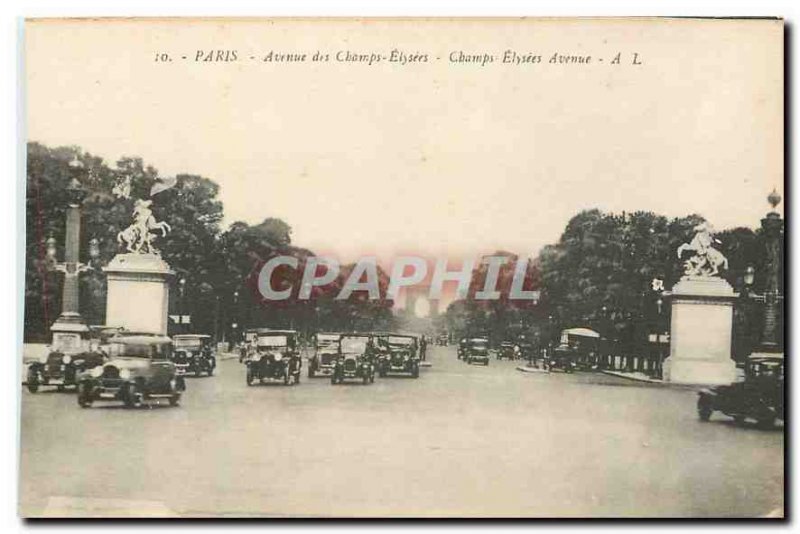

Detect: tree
[24, 142, 225, 341]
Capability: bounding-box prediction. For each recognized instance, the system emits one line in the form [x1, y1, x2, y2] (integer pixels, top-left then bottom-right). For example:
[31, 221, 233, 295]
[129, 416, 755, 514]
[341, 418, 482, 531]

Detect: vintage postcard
[20, 17, 784, 518]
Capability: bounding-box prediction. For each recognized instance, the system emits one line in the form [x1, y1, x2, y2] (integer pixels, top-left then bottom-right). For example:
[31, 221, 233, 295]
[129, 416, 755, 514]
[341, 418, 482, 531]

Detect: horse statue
[676, 222, 728, 277]
[117, 199, 171, 254]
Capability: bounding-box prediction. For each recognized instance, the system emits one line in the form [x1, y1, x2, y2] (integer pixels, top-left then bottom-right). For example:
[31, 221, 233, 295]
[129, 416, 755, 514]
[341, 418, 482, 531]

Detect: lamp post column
[759, 189, 783, 351]
[50, 156, 89, 335]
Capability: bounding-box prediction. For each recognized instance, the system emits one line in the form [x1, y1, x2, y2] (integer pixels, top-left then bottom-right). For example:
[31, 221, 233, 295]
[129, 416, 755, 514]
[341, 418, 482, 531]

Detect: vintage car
[308, 332, 341, 378]
[464, 338, 490, 366]
[76, 335, 184, 408]
[26, 330, 108, 393]
[377, 334, 421, 378]
[332, 334, 376, 385]
[245, 329, 301, 386]
[546, 344, 575, 373]
[496, 341, 517, 361]
[456, 338, 468, 359]
[697, 356, 784, 427]
[435, 333, 449, 346]
[172, 334, 216, 377]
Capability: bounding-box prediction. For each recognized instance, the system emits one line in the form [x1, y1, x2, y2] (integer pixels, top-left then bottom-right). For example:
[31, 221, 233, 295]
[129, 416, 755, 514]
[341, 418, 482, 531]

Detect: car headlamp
[90, 366, 104, 378]
[63, 355, 72, 365]
[119, 368, 131, 380]
[273, 353, 282, 361]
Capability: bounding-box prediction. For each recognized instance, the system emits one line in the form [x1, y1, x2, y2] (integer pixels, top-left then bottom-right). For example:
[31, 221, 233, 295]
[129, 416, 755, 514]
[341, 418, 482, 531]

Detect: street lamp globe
[768, 188, 782, 210]
[744, 265, 756, 287]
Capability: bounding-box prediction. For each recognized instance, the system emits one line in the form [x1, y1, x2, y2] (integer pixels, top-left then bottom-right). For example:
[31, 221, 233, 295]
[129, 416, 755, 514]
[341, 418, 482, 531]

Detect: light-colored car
[76, 335, 184, 408]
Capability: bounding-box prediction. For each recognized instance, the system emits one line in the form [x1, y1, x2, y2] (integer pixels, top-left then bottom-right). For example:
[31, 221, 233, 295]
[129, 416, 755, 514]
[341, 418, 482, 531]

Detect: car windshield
[258, 335, 288, 348]
[109, 342, 169, 359]
[471, 340, 489, 348]
[317, 335, 339, 346]
[341, 337, 369, 353]
[388, 336, 414, 346]
[174, 338, 203, 348]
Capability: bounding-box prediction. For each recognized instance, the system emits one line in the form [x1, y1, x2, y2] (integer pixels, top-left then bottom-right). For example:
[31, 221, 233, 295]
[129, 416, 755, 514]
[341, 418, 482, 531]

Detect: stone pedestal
[662, 276, 738, 385]
[104, 253, 174, 335]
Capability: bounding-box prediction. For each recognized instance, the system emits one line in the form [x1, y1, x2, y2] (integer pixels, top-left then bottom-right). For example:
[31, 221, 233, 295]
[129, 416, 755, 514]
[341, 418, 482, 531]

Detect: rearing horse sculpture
[676, 223, 728, 277]
[117, 199, 171, 254]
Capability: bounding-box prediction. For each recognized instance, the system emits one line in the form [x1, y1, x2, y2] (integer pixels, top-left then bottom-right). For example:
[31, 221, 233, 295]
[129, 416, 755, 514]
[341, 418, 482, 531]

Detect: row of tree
[24, 142, 396, 342]
[443, 209, 770, 358]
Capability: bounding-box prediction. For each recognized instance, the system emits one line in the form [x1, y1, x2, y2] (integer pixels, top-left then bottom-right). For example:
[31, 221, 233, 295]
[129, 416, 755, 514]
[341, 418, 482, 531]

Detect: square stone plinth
[662, 276, 738, 385]
[104, 253, 173, 335]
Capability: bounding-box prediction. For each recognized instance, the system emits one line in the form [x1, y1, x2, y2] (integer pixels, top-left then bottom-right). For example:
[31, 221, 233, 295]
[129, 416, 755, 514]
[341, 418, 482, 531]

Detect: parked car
[332, 334, 376, 385]
[497, 341, 517, 361]
[26, 330, 108, 393]
[76, 335, 184, 408]
[546, 344, 575, 373]
[464, 338, 490, 366]
[436, 333, 448, 346]
[308, 332, 341, 378]
[697, 356, 784, 427]
[245, 329, 301, 386]
[377, 334, 421, 378]
[172, 334, 216, 377]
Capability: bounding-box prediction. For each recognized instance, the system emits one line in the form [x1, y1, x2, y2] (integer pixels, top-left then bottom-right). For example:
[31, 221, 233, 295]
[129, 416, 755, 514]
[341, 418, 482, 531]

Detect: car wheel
[363, 373, 370, 385]
[308, 365, 315, 379]
[207, 365, 214, 377]
[77, 382, 93, 408]
[168, 379, 181, 406]
[370, 370, 375, 383]
[123, 383, 143, 408]
[176, 376, 186, 392]
[697, 397, 712, 422]
[283, 370, 290, 385]
[411, 363, 419, 378]
[246, 367, 255, 386]
[26, 369, 40, 394]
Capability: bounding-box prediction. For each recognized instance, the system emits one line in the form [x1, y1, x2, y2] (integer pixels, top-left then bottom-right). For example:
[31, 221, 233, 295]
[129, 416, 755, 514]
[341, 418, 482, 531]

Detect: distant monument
[663, 222, 737, 385]
[104, 183, 175, 335]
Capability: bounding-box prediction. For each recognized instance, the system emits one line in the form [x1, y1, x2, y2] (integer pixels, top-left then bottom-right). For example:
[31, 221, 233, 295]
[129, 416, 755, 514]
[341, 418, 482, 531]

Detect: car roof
[112, 335, 172, 345]
[173, 334, 211, 339]
[254, 329, 297, 335]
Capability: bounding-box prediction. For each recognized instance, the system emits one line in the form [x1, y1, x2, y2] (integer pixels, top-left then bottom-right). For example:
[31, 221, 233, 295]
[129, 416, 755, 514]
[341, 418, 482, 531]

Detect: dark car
[436, 333, 448, 346]
[457, 338, 468, 360]
[332, 334, 376, 385]
[172, 334, 216, 377]
[245, 329, 301, 386]
[308, 332, 341, 378]
[76, 335, 184, 408]
[697, 356, 784, 428]
[172, 334, 217, 376]
[497, 341, 517, 361]
[377, 334, 421, 378]
[26, 331, 108, 393]
[464, 338, 490, 366]
[545, 344, 575, 373]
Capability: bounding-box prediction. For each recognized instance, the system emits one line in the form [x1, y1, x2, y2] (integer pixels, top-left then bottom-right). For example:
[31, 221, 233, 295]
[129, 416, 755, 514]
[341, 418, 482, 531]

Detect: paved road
[19, 345, 783, 517]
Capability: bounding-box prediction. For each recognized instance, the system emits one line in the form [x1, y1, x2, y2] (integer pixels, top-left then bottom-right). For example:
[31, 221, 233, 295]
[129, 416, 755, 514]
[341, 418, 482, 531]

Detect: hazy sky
[25, 18, 783, 263]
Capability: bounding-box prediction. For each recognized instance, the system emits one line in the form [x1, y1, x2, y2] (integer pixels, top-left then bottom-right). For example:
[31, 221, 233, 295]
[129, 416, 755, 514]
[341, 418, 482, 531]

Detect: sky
[25, 18, 783, 265]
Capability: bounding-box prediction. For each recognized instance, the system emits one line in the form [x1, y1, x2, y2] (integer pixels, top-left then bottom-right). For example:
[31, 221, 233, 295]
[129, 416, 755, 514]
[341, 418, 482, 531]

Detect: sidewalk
[600, 369, 664, 384]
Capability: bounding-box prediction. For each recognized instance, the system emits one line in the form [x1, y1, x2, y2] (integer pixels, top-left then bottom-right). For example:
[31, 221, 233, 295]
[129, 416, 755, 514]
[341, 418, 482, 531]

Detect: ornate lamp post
[47, 156, 99, 349]
[739, 190, 784, 358]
